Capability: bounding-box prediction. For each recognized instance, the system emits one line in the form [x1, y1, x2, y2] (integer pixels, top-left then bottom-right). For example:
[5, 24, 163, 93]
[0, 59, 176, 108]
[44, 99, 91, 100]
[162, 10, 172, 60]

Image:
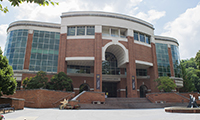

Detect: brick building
[4, 11, 183, 98]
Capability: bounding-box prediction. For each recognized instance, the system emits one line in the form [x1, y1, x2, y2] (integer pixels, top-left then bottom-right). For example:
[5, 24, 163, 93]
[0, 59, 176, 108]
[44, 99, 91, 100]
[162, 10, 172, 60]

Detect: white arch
[102, 42, 129, 68]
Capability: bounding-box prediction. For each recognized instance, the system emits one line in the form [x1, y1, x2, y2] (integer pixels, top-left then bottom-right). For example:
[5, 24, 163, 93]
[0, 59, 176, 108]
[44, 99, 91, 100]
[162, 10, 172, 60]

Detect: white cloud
[161, 4, 200, 59]
[0, 24, 8, 52]
[135, 9, 166, 23]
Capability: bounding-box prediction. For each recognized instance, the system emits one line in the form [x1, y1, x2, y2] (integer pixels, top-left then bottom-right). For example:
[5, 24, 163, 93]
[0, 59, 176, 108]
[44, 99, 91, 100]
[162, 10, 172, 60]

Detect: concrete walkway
[3, 108, 200, 120]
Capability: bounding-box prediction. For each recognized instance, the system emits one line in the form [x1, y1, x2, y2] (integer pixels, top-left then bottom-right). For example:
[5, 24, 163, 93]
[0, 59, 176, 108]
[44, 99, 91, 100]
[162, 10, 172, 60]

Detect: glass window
[102, 52, 120, 75]
[67, 65, 91, 74]
[140, 33, 145, 42]
[171, 45, 182, 77]
[29, 30, 60, 72]
[111, 29, 118, 37]
[4, 29, 28, 70]
[156, 43, 171, 77]
[67, 27, 75, 36]
[102, 27, 110, 36]
[120, 29, 126, 38]
[86, 26, 95, 35]
[146, 35, 150, 44]
[134, 32, 139, 41]
[77, 26, 85, 35]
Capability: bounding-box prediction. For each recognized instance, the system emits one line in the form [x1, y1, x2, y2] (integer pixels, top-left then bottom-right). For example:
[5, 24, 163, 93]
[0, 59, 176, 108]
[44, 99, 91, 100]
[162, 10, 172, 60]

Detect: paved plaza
[3, 108, 200, 120]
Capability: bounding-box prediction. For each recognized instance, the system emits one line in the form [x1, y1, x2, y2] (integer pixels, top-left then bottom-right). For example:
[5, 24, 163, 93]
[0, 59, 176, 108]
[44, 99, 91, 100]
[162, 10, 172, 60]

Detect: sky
[0, 0, 200, 60]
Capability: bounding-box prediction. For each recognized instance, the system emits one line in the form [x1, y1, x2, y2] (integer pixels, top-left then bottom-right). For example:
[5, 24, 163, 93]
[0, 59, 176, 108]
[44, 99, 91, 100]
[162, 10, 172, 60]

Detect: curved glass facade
[171, 45, 182, 77]
[102, 52, 120, 75]
[29, 30, 60, 72]
[155, 43, 171, 77]
[4, 29, 28, 70]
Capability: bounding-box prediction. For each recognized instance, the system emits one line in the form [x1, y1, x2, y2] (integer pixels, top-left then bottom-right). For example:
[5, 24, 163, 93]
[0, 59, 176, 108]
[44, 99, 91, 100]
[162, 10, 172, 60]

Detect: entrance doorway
[140, 85, 147, 98]
[79, 83, 90, 93]
[102, 82, 117, 97]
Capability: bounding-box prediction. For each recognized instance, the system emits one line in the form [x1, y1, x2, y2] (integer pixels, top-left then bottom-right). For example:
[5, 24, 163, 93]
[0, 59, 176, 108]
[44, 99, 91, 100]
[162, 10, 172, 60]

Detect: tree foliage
[155, 76, 176, 92]
[47, 72, 72, 91]
[195, 50, 200, 70]
[0, 0, 58, 13]
[22, 71, 48, 89]
[0, 47, 17, 96]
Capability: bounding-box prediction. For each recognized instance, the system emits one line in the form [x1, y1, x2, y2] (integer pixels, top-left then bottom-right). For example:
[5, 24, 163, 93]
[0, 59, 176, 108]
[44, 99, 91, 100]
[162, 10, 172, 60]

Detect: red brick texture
[102, 39, 112, 47]
[146, 92, 200, 103]
[57, 33, 67, 73]
[94, 33, 102, 92]
[76, 91, 105, 104]
[4, 89, 75, 108]
[24, 33, 33, 69]
[149, 43, 159, 92]
[0, 97, 24, 110]
[66, 39, 95, 57]
[68, 76, 94, 95]
[126, 36, 137, 97]
[168, 47, 175, 77]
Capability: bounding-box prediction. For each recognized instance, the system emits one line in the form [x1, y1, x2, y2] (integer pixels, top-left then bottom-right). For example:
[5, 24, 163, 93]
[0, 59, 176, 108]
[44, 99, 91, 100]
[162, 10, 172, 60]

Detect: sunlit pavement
[3, 107, 200, 120]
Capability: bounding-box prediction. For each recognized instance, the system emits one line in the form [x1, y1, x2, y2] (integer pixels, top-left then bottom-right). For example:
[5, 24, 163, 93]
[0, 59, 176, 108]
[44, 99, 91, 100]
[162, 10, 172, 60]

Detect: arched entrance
[79, 83, 90, 93]
[140, 85, 147, 98]
[102, 52, 119, 97]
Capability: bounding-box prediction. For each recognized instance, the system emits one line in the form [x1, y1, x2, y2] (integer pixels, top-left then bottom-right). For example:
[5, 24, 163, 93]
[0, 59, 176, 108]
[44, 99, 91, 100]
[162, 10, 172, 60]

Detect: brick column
[149, 43, 159, 92]
[57, 33, 67, 73]
[126, 36, 137, 98]
[94, 33, 102, 92]
[168, 46, 174, 77]
[23, 30, 33, 69]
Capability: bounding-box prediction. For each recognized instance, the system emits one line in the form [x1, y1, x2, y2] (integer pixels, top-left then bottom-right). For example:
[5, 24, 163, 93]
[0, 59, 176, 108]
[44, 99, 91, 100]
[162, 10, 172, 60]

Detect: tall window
[171, 45, 182, 77]
[102, 52, 120, 75]
[29, 30, 60, 72]
[155, 43, 171, 77]
[4, 29, 28, 70]
[77, 26, 85, 35]
[67, 27, 75, 36]
[87, 26, 95, 35]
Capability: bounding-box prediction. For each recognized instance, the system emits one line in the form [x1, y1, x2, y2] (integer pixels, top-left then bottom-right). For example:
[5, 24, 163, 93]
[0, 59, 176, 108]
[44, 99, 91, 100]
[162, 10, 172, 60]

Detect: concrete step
[79, 98, 188, 109]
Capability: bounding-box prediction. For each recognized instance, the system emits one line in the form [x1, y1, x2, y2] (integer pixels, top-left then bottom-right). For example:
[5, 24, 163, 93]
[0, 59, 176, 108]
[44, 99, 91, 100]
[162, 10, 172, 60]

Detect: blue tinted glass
[171, 45, 182, 77]
[29, 30, 60, 72]
[156, 43, 171, 77]
[4, 29, 28, 70]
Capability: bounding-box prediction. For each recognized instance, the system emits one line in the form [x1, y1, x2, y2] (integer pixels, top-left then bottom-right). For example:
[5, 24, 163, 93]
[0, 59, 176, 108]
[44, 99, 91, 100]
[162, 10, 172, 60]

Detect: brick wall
[4, 89, 75, 108]
[146, 92, 199, 103]
[0, 97, 24, 110]
[76, 91, 105, 104]
[66, 39, 94, 57]
[134, 43, 153, 63]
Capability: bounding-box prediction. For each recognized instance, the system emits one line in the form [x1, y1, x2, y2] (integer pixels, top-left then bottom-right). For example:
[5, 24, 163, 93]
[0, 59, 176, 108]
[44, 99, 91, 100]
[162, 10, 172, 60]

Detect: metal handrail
[52, 92, 74, 106]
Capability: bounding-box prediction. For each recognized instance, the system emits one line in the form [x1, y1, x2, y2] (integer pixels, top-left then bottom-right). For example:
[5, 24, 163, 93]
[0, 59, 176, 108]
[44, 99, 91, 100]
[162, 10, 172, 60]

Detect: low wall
[76, 91, 105, 104]
[4, 89, 75, 108]
[0, 97, 24, 110]
[146, 92, 199, 103]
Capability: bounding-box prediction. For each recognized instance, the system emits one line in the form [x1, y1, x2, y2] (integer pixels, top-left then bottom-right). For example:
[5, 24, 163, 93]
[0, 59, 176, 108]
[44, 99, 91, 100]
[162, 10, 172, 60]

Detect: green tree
[154, 76, 177, 92]
[47, 72, 72, 91]
[22, 71, 48, 89]
[186, 67, 200, 92]
[195, 50, 200, 70]
[181, 58, 197, 69]
[179, 65, 196, 92]
[0, 0, 58, 13]
[0, 47, 17, 96]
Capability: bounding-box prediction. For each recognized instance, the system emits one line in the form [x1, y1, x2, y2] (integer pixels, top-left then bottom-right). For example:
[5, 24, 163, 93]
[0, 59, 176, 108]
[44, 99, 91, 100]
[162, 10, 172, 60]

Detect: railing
[146, 95, 154, 103]
[52, 92, 75, 106]
[71, 91, 86, 101]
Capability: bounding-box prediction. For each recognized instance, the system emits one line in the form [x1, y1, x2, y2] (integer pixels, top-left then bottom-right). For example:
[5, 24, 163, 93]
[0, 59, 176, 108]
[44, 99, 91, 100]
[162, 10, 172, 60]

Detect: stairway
[79, 98, 188, 109]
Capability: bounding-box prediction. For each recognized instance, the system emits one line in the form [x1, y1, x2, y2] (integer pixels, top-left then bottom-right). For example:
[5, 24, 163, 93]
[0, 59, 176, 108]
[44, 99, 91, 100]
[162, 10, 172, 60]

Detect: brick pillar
[168, 47, 174, 77]
[126, 36, 137, 98]
[57, 33, 67, 73]
[149, 43, 159, 92]
[94, 33, 102, 92]
[24, 31, 33, 69]
[119, 68, 126, 97]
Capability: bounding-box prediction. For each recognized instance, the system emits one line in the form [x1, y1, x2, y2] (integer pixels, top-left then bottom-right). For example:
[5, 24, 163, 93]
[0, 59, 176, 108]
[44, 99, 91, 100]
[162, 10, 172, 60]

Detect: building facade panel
[4, 11, 183, 98]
